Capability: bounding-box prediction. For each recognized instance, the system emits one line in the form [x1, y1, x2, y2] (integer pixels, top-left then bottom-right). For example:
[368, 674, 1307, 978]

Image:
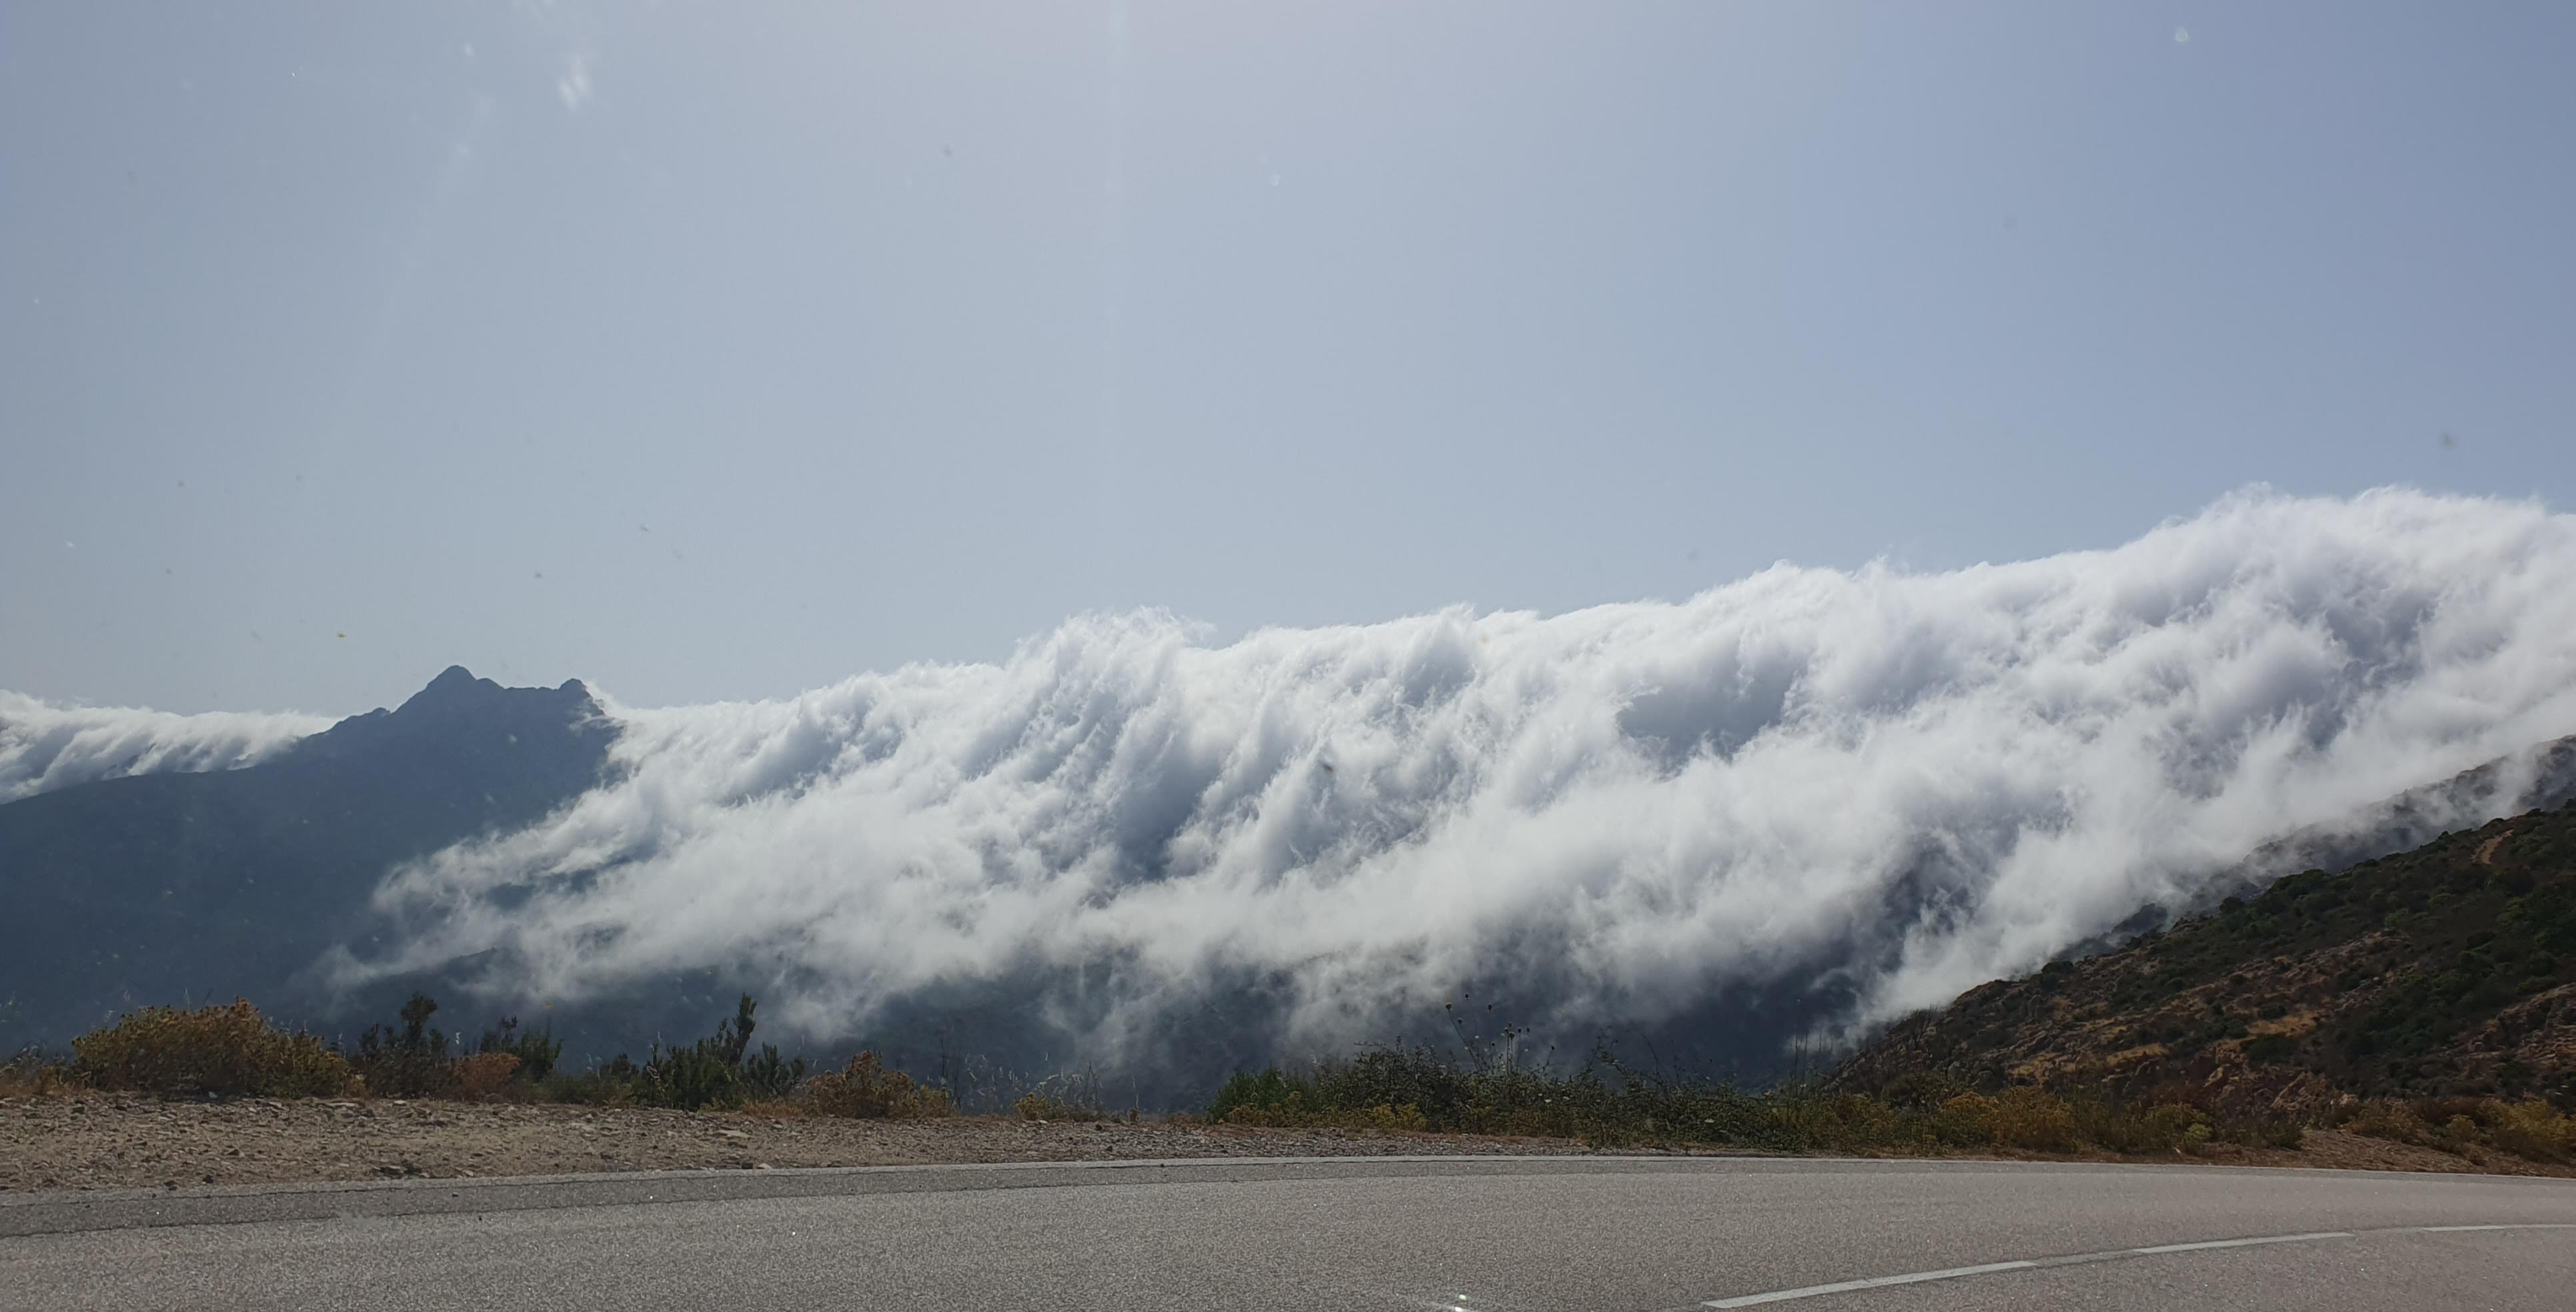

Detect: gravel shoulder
[5, 1094, 2569, 1193]
[0, 1095, 1584, 1193]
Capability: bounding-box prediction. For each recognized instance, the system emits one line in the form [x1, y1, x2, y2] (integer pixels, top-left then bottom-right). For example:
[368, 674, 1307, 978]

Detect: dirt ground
[3, 1094, 2567, 1193]
[0, 1095, 1585, 1193]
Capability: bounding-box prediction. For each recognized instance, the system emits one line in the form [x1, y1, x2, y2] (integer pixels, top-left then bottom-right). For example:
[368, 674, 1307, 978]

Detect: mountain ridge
[0, 667, 612, 1048]
[7, 665, 2576, 1111]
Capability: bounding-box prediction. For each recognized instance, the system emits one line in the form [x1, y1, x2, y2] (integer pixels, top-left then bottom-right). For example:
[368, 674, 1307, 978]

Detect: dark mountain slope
[1829, 801, 2576, 1115]
[0, 669, 613, 1047]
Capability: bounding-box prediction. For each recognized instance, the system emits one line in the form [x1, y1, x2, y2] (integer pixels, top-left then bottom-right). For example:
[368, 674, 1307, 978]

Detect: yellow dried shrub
[453, 1052, 523, 1101]
[0, 1057, 72, 1098]
[1992, 1086, 2078, 1152]
[1934, 1092, 1998, 1145]
[71, 999, 355, 1098]
[1224, 1096, 1427, 1132]
[2487, 1101, 2572, 1162]
[1344, 1102, 1430, 1132]
[804, 1051, 952, 1119]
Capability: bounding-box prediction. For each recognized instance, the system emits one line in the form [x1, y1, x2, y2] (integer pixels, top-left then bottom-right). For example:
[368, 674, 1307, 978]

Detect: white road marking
[2123, 1231, 2351, 1256]
[1703, 1261, 2040, 1307]
[2418, 1223, 2576, 1233]
[1703, 1223, 2576, 1307]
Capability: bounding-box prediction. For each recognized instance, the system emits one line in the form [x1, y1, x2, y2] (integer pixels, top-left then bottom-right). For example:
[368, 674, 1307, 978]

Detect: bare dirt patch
[2475, 829, 2514, 865]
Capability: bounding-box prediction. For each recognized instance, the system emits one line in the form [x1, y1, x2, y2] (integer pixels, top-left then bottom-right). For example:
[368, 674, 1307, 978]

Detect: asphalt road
[6, 1156, 2575, 1311]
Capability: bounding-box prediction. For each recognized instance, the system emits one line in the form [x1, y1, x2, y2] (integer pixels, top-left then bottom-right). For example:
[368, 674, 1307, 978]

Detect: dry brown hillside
[1829, 802, 2576, 1120]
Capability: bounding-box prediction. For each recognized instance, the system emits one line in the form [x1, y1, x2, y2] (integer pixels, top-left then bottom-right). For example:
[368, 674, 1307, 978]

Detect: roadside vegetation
[1206, 1039, 2563, 1165]
[67, 999, 356, 1099]
[3, 988, 1150, 1125]
[5, 987, 2568, 1170]
[1210, 1035, 2309, 1158]
[1192, 995, 2573, 1166]
[7, 993, 954, 1120]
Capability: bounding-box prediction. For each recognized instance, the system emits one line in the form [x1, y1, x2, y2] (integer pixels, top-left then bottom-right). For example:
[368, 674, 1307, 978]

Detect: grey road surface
[6, 1156, 2576, 1311]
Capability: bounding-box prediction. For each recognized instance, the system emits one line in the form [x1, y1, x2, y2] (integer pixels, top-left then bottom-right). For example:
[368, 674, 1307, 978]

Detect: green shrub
[1210, 1066, 1323, 1123]
[740, 1043, 809, 1099]
[2243, 1033, 2297, 1063]
[2244, 1119, 2307, 1149]
[71, 999, 355, 1098]
[475, 1016, 562, 1085]
[349, 993, 458, 1097]
[1879, 1070, 1965, 1111]
[630, 994, 780, 1111]
[1206, 1050, 2325, 1159]
[540, 1064, 635, 1107]
[635, 1039, 744, 1111]
[341, 997, 563, 1098]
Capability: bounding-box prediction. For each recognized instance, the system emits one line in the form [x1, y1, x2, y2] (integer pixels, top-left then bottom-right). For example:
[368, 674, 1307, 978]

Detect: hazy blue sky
[5, 3, 2571, 715]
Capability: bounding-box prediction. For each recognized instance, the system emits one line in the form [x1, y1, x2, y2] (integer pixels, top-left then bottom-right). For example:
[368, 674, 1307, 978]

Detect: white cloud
[0, 696, 329, 803]
[315, 488, 2576, 1063]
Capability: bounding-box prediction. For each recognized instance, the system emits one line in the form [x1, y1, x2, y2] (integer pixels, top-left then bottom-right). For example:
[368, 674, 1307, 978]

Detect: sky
[5, 3, 2573, 717]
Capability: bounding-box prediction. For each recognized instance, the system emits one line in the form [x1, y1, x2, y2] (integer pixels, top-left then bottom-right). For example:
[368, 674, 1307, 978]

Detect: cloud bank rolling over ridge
[349, 488, 2576, 1058]
[0, 697, 331, 804]
[10, 489, 2576, 1069]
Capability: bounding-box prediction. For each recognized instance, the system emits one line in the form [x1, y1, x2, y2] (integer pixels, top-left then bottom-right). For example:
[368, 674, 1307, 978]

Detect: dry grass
[2334, 1095, 2573, 1162]
[804, 1051, 954, 1119]
[1208, 1050, 2321, 1159]
[452, 1053, 523, 1102]
[1992, 1086, 2079, 1151]
[0, 1052, 73, 1099]
[68, 1001, 355, 1099]
[1221, 1098, 1430, 1132]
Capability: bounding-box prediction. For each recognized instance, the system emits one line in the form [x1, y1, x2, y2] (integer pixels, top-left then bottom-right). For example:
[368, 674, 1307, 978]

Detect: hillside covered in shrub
[1829, 801, 2576, 1117]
